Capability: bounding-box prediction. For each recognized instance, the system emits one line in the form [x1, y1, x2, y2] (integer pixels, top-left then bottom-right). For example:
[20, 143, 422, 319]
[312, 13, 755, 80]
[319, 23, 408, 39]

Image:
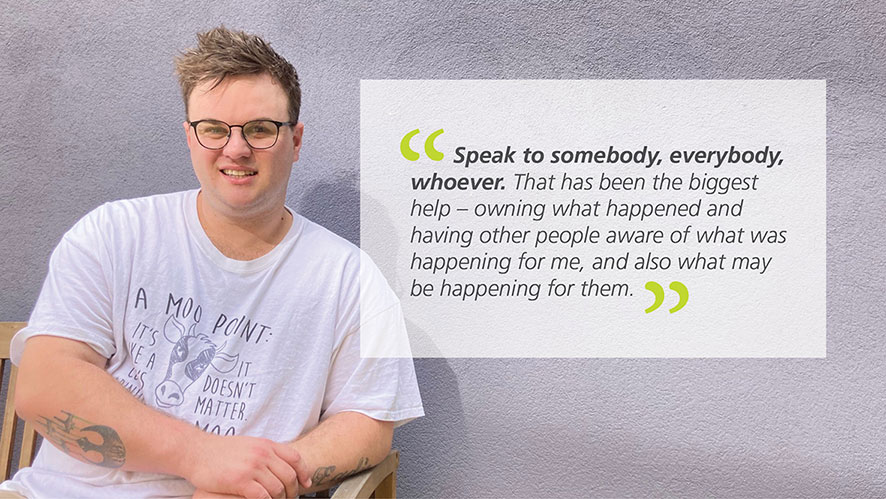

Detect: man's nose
[223, 129, 252, 158]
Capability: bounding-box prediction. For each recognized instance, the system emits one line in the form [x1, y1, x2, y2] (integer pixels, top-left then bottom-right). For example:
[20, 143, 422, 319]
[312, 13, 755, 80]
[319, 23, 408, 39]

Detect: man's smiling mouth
[221, 169, 257, 177]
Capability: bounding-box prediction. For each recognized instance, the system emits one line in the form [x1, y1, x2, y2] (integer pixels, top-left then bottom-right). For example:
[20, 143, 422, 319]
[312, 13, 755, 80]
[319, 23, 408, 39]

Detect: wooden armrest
[1, 322, 38, 480]
[330, 450, 399, 499]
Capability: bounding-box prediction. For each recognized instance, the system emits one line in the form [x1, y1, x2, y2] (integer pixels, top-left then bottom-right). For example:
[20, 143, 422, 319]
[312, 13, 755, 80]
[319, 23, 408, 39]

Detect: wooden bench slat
[0, 323, 26, 359]
[1, 360, 20, 480]
[19, 419, 38, 471]
[332, 450, 399, 499]
[1, 323, 29, 480]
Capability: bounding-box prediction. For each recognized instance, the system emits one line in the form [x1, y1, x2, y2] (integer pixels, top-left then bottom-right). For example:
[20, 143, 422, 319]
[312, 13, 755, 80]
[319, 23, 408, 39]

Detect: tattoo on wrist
[311, 457, 371, 486]
[35, 410, 126, 468]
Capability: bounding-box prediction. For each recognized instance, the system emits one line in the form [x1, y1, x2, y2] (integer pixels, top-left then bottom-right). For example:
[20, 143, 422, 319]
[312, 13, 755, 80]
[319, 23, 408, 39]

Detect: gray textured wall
[1, 1, 884, 497]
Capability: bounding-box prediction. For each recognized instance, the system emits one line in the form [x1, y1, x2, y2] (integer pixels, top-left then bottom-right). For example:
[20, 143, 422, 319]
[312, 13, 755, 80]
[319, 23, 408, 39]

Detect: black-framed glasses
[189, 119, 295, 150]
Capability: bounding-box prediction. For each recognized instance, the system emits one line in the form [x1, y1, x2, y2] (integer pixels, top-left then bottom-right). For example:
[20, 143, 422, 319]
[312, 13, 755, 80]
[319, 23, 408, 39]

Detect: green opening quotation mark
[400, 128, 444, 161]
[645, 281, 689, 314]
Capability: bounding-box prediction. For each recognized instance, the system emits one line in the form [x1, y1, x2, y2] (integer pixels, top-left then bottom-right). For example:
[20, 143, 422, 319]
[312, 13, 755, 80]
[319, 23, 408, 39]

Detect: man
[0, 27, 423, 498]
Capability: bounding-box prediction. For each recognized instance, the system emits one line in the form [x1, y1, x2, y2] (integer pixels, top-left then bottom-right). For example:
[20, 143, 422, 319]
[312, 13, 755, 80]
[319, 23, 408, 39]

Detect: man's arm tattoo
[35, 410, 126, 468]
[311, 457, 371, 486]
[312, 465, 336, 485]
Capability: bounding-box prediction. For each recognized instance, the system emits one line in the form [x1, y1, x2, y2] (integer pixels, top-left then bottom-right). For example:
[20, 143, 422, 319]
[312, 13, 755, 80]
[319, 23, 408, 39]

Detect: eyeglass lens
[194, 120, 280, 149]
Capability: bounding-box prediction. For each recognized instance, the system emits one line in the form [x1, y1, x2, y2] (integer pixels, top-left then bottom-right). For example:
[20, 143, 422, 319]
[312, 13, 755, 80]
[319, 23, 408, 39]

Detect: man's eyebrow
[215, 117, 287, 122]
[189, 117, 287, 123]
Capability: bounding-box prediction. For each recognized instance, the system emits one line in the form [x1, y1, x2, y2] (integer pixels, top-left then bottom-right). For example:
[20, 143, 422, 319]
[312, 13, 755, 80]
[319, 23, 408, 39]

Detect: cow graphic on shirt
[154, 315, 239, 408]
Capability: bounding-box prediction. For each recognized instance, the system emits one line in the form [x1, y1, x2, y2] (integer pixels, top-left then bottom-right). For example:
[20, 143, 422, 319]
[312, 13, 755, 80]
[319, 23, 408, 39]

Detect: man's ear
[183, 121, 193, 148]
[291, 122, 305, 162]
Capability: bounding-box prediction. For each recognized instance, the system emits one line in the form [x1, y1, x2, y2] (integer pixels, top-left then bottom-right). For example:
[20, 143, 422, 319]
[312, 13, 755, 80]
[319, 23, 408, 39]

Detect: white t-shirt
[2, 189, 424, 498]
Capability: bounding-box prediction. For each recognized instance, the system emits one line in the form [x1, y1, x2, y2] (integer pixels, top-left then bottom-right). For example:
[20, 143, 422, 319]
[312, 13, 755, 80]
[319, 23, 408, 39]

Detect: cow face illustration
[154, 315, 239, 408]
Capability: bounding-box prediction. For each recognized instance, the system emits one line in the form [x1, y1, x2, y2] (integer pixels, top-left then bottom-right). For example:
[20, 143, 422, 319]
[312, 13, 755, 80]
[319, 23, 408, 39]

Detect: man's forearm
[17, 336, 312, 497]
[292, 411, 394, 494]
[15, 336, 201, 476]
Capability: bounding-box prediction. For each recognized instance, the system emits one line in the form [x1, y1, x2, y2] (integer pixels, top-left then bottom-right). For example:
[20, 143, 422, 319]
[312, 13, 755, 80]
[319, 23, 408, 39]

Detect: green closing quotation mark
[645, 281, 689, 314]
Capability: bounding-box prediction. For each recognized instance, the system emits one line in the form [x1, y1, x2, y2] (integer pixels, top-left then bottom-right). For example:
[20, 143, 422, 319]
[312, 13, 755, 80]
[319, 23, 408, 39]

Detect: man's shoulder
[76, 190, 194, 230]
[91, 189, 195, 217]
[294, 214, 356, 249]
[290, 213, 395, 303]
[62, 190, 195, 248]
[290, 213, 363, 264]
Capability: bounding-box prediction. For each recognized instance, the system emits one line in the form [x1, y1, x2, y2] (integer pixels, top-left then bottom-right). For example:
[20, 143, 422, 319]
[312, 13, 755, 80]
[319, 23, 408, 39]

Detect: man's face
[184, 73, 303, 219]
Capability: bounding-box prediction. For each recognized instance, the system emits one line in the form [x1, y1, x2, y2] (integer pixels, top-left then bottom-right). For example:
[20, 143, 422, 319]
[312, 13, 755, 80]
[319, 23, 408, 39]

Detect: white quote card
[360, 80, 825, 358]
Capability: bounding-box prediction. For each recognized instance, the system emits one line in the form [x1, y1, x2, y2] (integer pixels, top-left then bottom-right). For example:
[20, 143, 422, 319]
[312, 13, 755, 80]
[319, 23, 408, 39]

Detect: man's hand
[182, 434, 312, 498]
[191, 490, 242, 499]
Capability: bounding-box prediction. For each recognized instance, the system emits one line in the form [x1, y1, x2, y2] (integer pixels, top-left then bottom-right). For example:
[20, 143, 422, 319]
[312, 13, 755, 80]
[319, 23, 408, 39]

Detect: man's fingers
[244, 480, 273, 499]
[192, 489, 242, 499]
[266, 454, 300, 498]
[254, 469, 287, 499]
[274, 443, 312, 489]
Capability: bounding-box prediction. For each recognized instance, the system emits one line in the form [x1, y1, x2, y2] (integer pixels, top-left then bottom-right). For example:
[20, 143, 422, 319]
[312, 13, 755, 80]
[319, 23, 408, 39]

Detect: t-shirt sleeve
[320, 254, 424, 428]
[11, 207, 117, 364]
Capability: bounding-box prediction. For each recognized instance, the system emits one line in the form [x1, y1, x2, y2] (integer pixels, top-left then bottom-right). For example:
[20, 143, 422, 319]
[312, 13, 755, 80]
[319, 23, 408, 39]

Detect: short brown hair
[175, 26, 301, 122]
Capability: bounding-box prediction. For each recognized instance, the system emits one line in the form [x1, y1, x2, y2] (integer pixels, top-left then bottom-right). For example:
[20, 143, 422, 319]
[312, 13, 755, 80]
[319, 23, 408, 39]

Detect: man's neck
[196, 191, 293, 261]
